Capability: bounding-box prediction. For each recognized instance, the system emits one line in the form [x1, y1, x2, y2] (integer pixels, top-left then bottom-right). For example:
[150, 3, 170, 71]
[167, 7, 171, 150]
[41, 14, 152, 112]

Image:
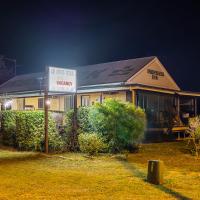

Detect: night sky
[0, 0, 200, 91]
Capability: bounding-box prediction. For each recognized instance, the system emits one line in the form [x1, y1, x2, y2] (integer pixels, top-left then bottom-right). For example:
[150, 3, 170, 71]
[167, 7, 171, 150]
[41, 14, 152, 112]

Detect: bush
[0, 111, 64, 152]
[64, 107, 93, 151]
[77, 106, 93, 133]
[0, 111, 17, 146]
[78, 132, 108, 155]
[63, 109, 78, 151]
[187, 116, 200, 140]
[186, 116, 200, 156]
[89, 99, 146, 153]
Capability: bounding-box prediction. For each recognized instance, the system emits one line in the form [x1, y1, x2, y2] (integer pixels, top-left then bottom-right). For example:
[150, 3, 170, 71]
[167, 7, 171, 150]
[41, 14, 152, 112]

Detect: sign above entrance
[48, 66, 76, 93]
[147, 69, 164, 80]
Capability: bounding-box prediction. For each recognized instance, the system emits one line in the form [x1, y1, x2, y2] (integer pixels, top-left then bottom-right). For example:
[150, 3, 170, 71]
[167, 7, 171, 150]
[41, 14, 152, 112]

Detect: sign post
[72, 93, 78, 150]
[44, 66, 76, 153]
[44, 67, 49, 154]
[44, 85, 49, 154]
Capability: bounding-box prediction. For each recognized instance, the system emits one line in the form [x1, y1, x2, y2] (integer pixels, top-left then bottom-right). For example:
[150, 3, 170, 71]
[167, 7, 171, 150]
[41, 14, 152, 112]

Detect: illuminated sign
[147, 69, 164, 80]
[48, 66, 76, 93]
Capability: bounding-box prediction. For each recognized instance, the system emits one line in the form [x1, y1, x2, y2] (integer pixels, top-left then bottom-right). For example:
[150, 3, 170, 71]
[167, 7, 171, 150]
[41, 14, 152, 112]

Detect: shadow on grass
[0, 152, 48, 165]
[116, 157, 192, 200]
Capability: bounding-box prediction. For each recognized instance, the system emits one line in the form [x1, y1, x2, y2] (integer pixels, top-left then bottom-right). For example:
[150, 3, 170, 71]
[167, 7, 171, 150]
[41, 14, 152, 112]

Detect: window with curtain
[81, 95, 90, 106]
[64, 95, 74, 111]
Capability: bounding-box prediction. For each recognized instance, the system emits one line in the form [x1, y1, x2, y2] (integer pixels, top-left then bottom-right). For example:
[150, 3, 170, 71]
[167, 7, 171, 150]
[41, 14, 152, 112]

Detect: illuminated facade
[0, 56, 199, 134]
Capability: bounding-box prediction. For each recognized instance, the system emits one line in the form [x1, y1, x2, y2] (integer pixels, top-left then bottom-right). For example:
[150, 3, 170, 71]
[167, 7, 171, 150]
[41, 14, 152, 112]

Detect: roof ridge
[75, 56, 156, 68]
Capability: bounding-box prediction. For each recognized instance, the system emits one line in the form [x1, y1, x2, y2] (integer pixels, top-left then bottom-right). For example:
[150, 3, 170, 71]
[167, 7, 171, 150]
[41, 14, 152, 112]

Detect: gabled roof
[0, 56, 157, 94]
[0, 72, 44, 94]
[76, 56, 156, 86]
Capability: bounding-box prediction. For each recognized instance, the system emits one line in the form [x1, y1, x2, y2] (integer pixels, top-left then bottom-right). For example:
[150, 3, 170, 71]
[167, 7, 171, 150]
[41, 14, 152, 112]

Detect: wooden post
[147, 160, 164, 185]
[72, 93, 78, 151]
[44, 67, 49, 154]
[177, 95, 180, 117]
[194, 97, 197, 116]
[100, 92, 103, 103]
[73, 93, 77, 131]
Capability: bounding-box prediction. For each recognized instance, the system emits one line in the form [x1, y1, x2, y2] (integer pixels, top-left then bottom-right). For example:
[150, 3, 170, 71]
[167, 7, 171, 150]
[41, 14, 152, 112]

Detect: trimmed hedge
[0, 111, 17, 146]
[0, 111, 64, 152]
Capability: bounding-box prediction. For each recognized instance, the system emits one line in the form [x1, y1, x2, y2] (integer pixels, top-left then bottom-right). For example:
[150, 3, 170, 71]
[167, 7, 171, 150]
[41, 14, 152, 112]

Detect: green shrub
[0, 111, 17, 146]
[78, 132, 108, 155]
[0, 111, 64, 152]
[15, 111, 64, 151]
[64, 109, 78, 151]
[186, 116, 200, 156]
[64, 107, 93, 151]
[77, 106, 93, 133]
[89, 99, 146, 153]
[187, 116, 200, 140]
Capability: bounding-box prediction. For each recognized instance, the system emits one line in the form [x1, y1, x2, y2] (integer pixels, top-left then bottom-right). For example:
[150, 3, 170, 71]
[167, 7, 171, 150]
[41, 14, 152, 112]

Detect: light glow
[4, 100, 13, 108]
[45, 99, 51, 105]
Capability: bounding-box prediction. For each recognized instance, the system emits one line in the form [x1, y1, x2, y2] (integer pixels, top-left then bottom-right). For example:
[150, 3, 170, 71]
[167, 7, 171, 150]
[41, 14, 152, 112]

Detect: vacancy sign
[48, 66, 76, 93]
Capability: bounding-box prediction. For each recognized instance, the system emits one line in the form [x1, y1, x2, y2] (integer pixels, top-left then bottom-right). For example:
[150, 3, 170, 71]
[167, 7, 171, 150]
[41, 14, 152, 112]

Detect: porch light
[4, 100, 13, 108]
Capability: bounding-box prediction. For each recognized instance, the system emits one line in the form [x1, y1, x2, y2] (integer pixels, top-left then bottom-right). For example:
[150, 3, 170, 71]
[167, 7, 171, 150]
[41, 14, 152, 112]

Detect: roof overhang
[177, 91, 200, 97]
[0, 83, 200, 98]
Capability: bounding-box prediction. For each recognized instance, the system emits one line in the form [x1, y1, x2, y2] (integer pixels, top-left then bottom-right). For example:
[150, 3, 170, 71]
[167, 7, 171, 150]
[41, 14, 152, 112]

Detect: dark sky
[0, 0, 200, 91]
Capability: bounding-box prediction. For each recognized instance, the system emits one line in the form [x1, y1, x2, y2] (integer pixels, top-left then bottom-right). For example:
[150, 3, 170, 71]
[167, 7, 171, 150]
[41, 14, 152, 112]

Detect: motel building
[0, 56, 199, 140]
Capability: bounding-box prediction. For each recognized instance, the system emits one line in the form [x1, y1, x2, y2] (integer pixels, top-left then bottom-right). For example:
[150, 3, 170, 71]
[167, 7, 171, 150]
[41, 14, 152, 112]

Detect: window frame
[81, 95, 90, 106]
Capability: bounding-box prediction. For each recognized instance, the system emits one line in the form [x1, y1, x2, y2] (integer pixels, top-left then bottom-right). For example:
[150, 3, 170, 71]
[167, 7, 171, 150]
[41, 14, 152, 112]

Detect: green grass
[0, 142, 200, 199]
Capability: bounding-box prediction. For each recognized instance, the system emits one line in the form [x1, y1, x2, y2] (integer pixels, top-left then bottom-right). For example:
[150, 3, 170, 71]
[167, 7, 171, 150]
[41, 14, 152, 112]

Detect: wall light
[4, 100, 13, 109]
[45, 99, 51, 106]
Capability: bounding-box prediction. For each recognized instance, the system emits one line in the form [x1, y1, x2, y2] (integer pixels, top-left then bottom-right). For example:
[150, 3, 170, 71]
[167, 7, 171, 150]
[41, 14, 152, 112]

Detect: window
[64, 95, 74, 111]
[179, 96, 195, 124]
[81, 95, 90, 106]
[16, 98, 25, 110]
[137, 91, 174, 128]
[38, 98, 44, 109]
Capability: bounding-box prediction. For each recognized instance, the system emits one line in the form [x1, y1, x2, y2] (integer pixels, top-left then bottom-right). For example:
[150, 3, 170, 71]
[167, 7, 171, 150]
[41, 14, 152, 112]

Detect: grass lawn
[0, 142, 200, 200]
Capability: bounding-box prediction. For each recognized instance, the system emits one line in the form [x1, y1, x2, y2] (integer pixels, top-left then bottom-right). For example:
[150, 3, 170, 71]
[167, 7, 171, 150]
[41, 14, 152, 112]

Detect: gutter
[78, 82, 125, 88]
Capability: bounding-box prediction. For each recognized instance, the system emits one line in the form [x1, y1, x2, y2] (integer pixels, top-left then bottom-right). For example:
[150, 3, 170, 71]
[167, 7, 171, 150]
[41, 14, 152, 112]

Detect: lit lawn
[0, 142, 200, 200]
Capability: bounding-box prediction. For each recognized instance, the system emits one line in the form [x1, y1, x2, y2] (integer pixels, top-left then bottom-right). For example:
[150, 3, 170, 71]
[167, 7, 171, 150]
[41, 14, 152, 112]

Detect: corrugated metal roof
[0, 56, 156, 94]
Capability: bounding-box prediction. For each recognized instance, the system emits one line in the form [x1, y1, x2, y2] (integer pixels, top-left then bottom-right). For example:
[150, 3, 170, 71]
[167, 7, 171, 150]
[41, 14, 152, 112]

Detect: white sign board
[48, 66, 76, 93]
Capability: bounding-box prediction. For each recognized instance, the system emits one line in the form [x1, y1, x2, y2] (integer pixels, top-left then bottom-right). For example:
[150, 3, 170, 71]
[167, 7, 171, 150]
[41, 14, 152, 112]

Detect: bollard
[147, 160, 164, 185]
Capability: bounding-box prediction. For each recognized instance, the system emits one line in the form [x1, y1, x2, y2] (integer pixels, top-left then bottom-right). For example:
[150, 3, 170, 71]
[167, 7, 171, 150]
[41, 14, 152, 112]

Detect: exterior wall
[77, 92, 101, 107]
[50, 97, 60, 111]
[127, 58, 180, 91]
[103, 91, 127, 102]
[77, 91, 127, 107]
[10, 96, 66, 112]
[4, 90, 134, 111]
[77, 94, 81, 107]
[12, 99, 18, 110]
[25, 97, 39, 110]
[59, 96, 65, 111]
